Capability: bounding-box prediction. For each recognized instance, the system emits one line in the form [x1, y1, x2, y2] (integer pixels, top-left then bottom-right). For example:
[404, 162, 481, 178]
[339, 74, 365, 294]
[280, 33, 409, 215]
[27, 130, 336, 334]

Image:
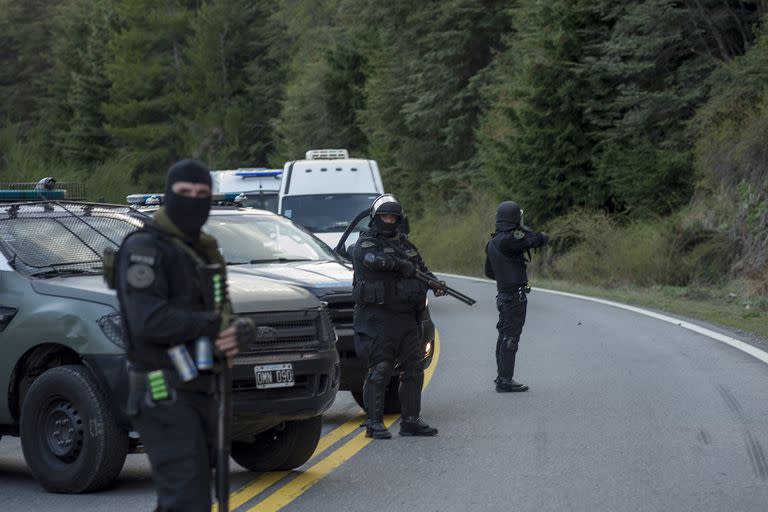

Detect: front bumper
[231, 348, 340, 435]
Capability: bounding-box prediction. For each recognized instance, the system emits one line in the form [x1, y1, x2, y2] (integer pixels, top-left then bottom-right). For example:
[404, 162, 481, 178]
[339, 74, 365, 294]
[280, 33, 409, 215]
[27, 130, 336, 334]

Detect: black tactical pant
[495, 290, 528, 379]
[354, 305, 424, 421]
[130, 389, 216, 512]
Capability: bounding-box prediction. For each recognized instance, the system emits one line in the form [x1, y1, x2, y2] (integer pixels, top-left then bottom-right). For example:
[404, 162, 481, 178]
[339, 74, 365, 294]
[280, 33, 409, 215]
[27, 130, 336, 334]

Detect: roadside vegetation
[1, 0, 766, 339]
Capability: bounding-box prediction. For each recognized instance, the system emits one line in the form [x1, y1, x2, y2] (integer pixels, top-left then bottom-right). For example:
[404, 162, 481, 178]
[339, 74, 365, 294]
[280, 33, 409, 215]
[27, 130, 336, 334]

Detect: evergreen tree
[45, 0, 114, 163]
[103, 0, 196, 176]
[358, 0, 510, 211]
[478, 0, 608, 223]
[270, 0, 369, 164]
[586, 0, 763, 216]
[0, 0, 62, 129]
[181, 0, 288, 168]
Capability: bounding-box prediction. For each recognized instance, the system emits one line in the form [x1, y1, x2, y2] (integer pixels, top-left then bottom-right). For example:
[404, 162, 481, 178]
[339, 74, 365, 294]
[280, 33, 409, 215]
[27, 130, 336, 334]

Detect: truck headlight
[425, 341, 432, 357]
[98, 313, 126, 349]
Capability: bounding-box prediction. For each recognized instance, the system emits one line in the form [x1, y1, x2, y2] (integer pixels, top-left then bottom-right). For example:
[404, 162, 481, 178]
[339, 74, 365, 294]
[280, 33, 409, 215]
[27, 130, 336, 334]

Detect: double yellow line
[219, 332, 441, 511]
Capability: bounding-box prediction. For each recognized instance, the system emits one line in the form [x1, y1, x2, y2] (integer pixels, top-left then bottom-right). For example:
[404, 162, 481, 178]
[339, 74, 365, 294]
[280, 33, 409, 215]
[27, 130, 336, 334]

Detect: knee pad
[368, 361, 394, 384]
[398, 361, 423, 382]
[503, 336, 519, 353]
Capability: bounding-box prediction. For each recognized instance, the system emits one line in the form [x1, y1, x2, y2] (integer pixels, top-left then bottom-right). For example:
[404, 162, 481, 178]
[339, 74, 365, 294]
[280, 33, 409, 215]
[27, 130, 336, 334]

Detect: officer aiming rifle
[484, 201, 548, 393]
[335, 208, 476, 306]
[376, 237, 476, 306]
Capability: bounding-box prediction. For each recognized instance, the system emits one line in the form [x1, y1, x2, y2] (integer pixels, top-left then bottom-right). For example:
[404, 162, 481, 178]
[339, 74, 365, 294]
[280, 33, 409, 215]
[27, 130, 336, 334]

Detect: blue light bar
[128, 192, 252, 206]
[127, 193, 163, 205]
[234, 170, 283, 178]
[213, 193, 247, 203]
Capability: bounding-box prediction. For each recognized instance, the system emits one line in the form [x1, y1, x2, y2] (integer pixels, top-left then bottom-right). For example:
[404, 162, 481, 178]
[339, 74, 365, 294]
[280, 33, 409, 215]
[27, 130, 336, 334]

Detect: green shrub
[545, 212, 685, 287]
[409, 194, 495, 277]
[0, 128, 160, 204]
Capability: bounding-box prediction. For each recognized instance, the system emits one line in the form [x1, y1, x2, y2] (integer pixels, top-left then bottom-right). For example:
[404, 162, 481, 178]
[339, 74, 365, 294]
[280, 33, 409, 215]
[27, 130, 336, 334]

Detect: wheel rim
[41, 398, 84, 463]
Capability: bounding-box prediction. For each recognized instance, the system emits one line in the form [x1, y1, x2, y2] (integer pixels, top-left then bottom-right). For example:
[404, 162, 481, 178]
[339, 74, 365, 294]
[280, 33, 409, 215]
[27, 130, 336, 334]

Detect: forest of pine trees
[1, 0, 766, 290]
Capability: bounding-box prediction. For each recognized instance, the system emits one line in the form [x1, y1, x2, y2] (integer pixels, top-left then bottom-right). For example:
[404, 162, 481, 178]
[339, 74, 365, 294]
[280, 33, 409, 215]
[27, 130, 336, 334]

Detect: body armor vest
[486, 233, 528, 291]
[352, 233, 427, 309]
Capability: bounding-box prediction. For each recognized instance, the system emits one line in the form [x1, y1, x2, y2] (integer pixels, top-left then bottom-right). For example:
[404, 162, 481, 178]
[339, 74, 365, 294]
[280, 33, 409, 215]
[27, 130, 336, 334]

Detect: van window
[281, 194, 379, 233]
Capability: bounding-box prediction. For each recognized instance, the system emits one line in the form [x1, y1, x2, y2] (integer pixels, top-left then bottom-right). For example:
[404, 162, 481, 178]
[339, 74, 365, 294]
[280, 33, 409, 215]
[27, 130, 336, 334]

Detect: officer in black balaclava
[113, 159, 245, 511]
[351, 194, 445, 439]
[484, 201, 548, 392]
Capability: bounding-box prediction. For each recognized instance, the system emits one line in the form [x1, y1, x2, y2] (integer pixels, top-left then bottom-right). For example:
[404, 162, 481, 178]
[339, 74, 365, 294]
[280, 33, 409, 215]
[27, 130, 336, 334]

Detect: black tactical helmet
[495, 201, 523, 231]
[369, 194, 404, 237]
[370, 194, 403, 218]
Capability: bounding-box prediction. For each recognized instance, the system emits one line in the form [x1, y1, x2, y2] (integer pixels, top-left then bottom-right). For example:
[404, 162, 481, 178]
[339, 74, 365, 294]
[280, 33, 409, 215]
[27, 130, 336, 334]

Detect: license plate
[254, 363, 294, 389]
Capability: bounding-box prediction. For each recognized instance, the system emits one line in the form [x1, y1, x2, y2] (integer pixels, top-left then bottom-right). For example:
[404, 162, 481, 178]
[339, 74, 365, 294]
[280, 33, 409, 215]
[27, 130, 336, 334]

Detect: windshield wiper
[30, 268, 103, 278]
[248, 258, 314, 264]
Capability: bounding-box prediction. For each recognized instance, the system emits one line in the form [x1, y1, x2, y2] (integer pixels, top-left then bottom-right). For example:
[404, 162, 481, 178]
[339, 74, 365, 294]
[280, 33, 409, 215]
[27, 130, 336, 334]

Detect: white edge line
[436, 272, 768, 366]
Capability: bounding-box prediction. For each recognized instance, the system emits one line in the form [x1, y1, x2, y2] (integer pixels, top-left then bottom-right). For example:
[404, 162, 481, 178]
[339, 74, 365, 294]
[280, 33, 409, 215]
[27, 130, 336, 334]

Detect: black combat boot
[363, 380, 391, 439]
[494, 377, 529, 392]
[366, 421, 392, 439]
[399, 417, 438, 437]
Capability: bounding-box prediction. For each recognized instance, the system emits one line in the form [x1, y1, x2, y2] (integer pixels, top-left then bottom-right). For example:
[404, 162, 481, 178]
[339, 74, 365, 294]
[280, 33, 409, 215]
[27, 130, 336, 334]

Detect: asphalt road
[2, 276, 768, 511]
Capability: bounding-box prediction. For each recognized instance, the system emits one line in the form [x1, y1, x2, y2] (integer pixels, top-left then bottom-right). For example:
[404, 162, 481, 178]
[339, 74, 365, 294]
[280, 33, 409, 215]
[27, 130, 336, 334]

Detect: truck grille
[322, 293, 354, 331]
[239, 307, 333, 353]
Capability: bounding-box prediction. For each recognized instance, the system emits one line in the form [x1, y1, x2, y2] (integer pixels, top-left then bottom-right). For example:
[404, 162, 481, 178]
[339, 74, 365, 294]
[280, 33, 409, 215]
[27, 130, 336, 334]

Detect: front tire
[231, 415, 322, 472]
[20, 365, 128, 493]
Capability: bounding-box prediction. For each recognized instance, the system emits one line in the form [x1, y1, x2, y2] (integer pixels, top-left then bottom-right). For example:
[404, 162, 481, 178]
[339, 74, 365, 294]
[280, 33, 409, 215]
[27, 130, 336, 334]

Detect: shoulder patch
[513, 230, 525, 240]
[126, 264, 155, 289]
[405, 249, 418, 258]
[128, 245, 157, 266]
[360, 241, 376, 248]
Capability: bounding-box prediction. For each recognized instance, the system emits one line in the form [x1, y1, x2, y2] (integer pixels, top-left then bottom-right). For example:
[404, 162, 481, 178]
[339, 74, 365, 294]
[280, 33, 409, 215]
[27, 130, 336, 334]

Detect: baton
[215, 363, 231, 511]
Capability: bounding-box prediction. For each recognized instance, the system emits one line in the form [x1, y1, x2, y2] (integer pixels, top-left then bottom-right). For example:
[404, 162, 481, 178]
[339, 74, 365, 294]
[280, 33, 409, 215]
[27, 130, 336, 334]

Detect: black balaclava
[495, 201, 522, 232]
[164, 159, 212, 237]
[369, 194, 403, 238]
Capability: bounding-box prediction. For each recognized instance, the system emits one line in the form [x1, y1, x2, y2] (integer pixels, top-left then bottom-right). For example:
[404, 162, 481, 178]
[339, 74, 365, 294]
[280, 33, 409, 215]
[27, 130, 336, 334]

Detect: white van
[211, 168, 282, 212]
[278, 149, 384, 247]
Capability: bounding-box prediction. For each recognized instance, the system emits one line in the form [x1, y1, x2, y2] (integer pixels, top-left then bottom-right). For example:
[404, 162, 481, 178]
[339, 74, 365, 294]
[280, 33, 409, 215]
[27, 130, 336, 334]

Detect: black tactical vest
[352, 232, 427, 310]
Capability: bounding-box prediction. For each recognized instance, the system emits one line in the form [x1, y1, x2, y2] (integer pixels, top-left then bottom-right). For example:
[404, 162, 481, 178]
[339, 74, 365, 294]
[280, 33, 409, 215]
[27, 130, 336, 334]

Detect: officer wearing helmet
[484, 201, 548, 392]
[352, 194, 444, 439]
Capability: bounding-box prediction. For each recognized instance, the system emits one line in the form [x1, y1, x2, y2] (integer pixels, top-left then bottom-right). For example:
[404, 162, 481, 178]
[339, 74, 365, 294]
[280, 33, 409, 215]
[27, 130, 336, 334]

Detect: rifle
[215, 362, 231, 512]
[377, 237, 476, 306]
[413, 268, 476, 306]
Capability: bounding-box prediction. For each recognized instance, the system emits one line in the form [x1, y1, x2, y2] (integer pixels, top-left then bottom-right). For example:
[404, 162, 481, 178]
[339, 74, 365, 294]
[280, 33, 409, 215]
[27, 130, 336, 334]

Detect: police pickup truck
[0, 189, 338, 493]
[129, 193, 435, 414]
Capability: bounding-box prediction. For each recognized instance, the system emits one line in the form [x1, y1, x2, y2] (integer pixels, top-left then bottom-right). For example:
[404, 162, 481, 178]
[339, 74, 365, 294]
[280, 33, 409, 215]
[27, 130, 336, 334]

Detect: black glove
[232, 317, 256, 351]
[540, 232, 549, 245]
[397, 258, 417, 277]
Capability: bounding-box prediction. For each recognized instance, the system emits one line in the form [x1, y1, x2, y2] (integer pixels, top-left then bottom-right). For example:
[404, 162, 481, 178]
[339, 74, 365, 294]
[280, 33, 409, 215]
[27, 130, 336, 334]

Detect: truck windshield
[204, 214, 337, 264]
[236, 192, 278, 213]
[281, 194, 380, 233]
[0, 203, 145, 277]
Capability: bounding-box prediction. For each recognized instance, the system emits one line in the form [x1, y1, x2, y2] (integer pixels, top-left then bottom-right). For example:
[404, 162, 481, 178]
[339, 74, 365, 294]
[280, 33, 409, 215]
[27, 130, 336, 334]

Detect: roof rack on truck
[0, 177, 86, 202]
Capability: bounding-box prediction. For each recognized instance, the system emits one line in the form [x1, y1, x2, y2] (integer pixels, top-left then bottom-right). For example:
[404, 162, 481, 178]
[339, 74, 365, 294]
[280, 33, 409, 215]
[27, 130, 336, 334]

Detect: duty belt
[498, 282, 531, 294]
[127, 364, 217, 395]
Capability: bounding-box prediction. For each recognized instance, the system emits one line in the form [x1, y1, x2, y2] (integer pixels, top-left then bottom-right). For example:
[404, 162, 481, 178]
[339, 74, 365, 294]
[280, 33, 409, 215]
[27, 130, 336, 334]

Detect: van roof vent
[305, 149, 349, 160]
